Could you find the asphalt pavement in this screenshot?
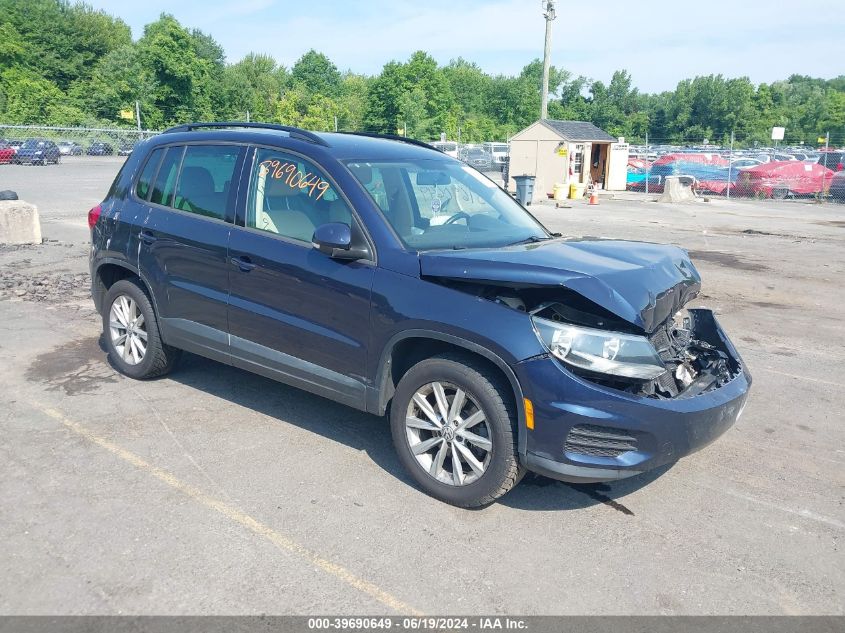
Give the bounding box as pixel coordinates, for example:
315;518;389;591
0;157;842;615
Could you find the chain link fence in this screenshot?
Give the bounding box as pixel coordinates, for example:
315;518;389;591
3;124;843;203
625;138;845;203
0;125;160;159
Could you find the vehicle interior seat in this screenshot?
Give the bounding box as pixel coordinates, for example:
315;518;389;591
349;163;412;236
256;172;316;242
176;166;224;218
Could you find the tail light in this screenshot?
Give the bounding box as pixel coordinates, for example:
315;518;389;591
88;204;102;229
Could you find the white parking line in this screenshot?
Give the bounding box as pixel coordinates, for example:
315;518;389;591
38;404;425;616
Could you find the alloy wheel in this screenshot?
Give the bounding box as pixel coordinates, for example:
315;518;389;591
109;294;148;365
404;381;493;486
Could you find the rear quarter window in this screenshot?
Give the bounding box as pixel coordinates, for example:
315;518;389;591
135;148;164;200
150;146;184;207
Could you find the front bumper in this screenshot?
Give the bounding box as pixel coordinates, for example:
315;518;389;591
517;309;751;483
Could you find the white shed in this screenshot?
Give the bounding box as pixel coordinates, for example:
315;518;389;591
507;120;627;197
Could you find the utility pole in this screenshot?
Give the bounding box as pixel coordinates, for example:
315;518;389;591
540;0;557;120
134;100;142;134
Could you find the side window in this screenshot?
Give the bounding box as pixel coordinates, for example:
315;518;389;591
247;148;352;242
150;146;183;207
173;145;241;220
135;148;163;200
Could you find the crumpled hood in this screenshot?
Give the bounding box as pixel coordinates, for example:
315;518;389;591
419;238;701;333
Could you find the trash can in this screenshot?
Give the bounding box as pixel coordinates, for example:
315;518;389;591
569;183;586;199
553;183;567;201
513;175;536;206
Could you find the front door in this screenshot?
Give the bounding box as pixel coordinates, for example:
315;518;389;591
137;143;245;361
227;147;375;408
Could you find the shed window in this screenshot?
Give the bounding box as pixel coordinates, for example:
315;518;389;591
573;144;585;175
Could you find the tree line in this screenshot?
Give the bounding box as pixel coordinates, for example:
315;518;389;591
1;0;843;145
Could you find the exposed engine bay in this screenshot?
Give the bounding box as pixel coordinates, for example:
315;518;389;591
435;280;740;400
531;302;738;399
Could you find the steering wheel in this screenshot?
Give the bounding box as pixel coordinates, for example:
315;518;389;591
443;211;470;225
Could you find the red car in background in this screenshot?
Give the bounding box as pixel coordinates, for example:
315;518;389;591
734;161;835;198
0;142;15;164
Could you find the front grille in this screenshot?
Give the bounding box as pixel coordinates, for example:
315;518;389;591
564;424;638;458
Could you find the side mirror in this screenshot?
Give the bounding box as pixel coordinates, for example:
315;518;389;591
312;222;369;261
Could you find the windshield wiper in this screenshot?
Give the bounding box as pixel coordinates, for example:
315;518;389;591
507;235;552;246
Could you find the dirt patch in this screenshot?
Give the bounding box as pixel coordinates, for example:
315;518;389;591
0;263;90;303
741;229;777;236
25;336;118;396
749;301;791;310
687;250;768;272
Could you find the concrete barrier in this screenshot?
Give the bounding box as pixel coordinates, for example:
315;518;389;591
659;175;696;203
0;200;42;245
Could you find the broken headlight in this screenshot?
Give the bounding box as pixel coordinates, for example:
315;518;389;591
532;317;667;380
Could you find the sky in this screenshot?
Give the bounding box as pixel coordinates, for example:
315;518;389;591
87;0;845;93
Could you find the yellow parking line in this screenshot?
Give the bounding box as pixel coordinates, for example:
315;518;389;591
39;405;424;616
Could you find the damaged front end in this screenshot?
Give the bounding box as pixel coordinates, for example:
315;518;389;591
531;302;740;399
419;237;744;401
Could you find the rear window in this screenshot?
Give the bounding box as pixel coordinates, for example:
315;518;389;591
135;148;163;200
150;147;184;207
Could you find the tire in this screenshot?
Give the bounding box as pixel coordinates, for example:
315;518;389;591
102;278;180;379
772;187;789;199
390;352;524;507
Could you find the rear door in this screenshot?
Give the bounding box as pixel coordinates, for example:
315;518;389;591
226;146;375;408
137;143;246;361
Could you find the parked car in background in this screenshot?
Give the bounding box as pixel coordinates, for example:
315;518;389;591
461;146;493;170
117;141;137;156
817;151;845;172
13;138;61;165
829;169;845;202
734;161;834;198
87;141;115;156
482;142;509;169
432;141;459;158
58;140;84;156
728;158;763;170
0;142;15;164
87;121;750;507
630;153;732;194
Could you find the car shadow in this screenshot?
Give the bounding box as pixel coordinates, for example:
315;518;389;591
102;341;677;512
164;351;417;488
499;464;675;514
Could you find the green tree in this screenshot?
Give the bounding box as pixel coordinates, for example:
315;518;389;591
291;50;342;97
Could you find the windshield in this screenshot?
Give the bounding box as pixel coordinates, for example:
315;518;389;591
345;158;549;251
22;140;45;149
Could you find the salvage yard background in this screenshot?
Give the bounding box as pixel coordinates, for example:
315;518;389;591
0;156;842;614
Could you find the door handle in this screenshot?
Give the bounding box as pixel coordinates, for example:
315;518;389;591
140;230;157;244
230;255;257;272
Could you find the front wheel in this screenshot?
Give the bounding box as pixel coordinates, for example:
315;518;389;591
390;353;524;507
103;278;180;379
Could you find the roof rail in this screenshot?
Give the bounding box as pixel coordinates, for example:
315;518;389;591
336;131;436;151
161;121;330;147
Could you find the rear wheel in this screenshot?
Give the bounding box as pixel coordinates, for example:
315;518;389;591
772;187;789;199
390;353;524;507
103;278;180;379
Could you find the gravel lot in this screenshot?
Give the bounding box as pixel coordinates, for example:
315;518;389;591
0;156;843;615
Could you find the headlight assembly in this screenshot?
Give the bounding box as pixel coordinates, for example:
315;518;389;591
532;316;667;380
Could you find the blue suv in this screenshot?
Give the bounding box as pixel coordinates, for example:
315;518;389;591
89;122;751;507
